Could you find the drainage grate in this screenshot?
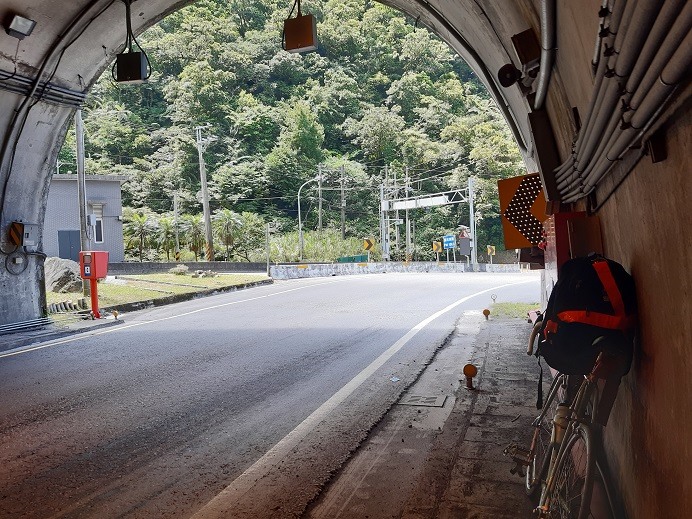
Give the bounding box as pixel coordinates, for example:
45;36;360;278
398;394;447;407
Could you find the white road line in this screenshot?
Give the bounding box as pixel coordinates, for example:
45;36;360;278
190;279;532;518
0;278;346;359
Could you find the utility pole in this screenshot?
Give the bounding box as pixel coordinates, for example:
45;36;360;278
468;176;478;269
340;165;346;239
393;168;399;259
75;109;90;297
379;183;389;261
195;125;215;261
173;192;180;262
265;222;271;276
411;219;416;261
381;164;390;261
405;166;411;261
317;164;323;231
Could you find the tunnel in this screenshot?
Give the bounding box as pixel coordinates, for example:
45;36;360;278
0;0;690;516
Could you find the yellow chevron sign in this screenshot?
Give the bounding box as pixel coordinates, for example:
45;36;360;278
432;241;442;252
8;222;23;246
8;221;38;247
363;238;374;251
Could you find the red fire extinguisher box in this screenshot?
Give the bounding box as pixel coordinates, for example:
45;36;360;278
79;251;109;279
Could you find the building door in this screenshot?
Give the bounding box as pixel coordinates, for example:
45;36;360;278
58;230;80;261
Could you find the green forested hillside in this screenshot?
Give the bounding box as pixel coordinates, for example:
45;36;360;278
59;0;525;262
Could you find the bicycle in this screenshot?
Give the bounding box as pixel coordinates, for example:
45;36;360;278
504;332;626;519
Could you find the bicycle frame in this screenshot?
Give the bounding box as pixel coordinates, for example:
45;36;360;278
537;374;600;518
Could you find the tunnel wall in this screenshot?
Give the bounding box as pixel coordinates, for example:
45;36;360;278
0;95;73;325
598;110;692;518
545;1;692;516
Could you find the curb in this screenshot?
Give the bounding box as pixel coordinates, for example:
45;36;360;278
99;278;274;314
0;318;125;353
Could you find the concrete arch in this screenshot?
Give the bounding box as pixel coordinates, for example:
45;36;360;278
0;2;691;518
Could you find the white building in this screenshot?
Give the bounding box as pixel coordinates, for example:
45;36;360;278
43;174;127;262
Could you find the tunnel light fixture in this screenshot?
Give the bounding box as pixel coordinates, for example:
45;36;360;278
112;0;151;83
282;0;318;53
5;14;36;39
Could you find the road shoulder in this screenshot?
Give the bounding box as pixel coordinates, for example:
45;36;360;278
306;314;539;519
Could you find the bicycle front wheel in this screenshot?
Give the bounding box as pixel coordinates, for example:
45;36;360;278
525;400;556;497
546;423;596;519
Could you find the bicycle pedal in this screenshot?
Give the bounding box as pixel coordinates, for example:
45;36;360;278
510;462;526;477
503;443;531;462
503;444;530;478
502;443;518;456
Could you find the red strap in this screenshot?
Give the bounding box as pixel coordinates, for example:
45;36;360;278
591;260;626;316
543;319;559;337
558;310;635;330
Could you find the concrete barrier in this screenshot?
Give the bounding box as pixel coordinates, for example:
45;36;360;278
270;262;522;279
108;260;523;279
108;261;267;275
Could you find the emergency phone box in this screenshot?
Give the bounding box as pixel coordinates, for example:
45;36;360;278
79;251;109;279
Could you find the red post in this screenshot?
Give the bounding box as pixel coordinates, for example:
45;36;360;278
89;278;100;319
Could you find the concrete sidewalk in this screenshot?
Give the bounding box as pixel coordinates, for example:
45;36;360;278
307;313;539;519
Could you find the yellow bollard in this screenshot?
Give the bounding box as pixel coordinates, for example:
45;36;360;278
463;363;478;390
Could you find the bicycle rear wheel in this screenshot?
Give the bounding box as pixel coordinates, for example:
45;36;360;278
547;423;596;519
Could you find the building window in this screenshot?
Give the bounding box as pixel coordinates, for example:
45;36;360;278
91;204;104;243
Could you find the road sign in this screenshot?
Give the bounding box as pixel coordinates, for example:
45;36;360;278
498;173;547;248
432;241;442;252
443;234;456;250
487;245;496;256
363;238;374;251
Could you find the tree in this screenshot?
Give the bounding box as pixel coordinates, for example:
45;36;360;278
60;0;526;264
123;208;159;262
229;91;280;156
399;29;456;77
233;212;266;261
213;208;242;260
264;101;325;210
343;106;406;165
181;214;205;261
157;216;177;261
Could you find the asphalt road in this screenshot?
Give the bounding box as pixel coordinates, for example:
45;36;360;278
0;272;539;518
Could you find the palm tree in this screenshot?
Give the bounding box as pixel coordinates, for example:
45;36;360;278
212;208;242;261
123;209;158;262
157;216;177;261
181;214;205;261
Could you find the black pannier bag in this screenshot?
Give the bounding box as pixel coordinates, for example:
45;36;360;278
537;254;637;376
